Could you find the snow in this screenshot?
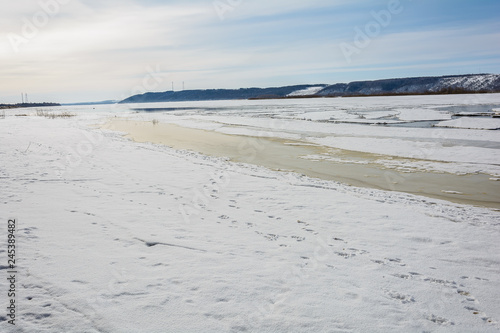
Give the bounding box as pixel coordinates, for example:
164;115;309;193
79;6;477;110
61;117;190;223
435;117;500;130
293;110;359;121
286;86;326;97
395;108;452;121
1;94;500;332
437;74;500;91
310;136;500;165
360;110;399;119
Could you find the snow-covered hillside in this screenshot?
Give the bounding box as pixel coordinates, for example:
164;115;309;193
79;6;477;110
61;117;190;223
435;74;500;92
286;86;327;97
317;74;500;96
119;75;500;103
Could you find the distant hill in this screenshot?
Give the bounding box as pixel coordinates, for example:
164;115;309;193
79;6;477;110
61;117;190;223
63;100;117;106
119;85;327;103
119;74;500;104
317;74;500;97
0;102;61;109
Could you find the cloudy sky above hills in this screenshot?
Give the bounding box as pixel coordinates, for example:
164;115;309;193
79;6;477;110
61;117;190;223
1;0;499;103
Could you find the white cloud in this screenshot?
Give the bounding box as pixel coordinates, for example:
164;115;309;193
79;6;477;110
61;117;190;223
0;0;499;103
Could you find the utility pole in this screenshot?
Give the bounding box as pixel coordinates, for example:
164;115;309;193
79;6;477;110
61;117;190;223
21;93;24;104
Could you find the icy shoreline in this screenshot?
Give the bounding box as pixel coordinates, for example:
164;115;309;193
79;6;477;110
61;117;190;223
1;96;500;332
119;94;500;178
103;118;500;208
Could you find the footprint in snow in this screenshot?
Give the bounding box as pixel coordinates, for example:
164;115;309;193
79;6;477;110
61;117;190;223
384;290;416;304
371;257;406;267
427;314;454;326
335;248;368;259
291;235;305;242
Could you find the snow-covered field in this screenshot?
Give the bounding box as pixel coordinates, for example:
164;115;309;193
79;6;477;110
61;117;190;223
1;94;500;332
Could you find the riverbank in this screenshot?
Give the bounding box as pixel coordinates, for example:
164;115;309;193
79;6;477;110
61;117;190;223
103;118;500;208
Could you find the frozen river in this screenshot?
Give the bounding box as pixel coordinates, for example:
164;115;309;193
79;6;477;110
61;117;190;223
1;93;499;332
104;93;500;207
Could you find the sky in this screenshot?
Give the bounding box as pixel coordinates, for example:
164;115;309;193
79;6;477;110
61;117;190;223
1;0;499;103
